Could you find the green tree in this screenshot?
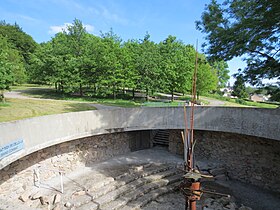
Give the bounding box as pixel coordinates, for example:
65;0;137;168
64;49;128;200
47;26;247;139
196;0;280;86
232;74;248;99
196;55;218;99
212;60;230;88
98;29;123;99
0;35;25;101
265;84;280;102
0;21;37;79
136;33;161;100
122;40;140;99
64;19;89;95
159;35;193;101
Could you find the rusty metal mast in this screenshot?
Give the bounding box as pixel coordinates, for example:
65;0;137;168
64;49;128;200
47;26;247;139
181;40;199;210
181;41;230;210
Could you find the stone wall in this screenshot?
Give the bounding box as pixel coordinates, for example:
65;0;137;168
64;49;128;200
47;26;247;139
0;132;140;200
169;130;184;155
168;129;280;193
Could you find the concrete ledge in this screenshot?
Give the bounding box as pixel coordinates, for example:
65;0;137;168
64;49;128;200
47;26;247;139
0;107;279;169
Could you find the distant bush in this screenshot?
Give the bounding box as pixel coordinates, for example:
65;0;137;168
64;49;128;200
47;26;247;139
235;98;247;105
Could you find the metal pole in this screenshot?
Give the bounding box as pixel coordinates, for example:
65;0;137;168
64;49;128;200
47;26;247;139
184;39;199;210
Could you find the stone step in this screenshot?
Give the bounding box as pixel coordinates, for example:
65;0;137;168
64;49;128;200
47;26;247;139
94;168;180;208
77;201;99;210
100;173;182;210
153;141;169;146
121;181;180;210
153;130;169;146
86;164;174;201
155;132;169;137
153;139;169;144
153;137;169;141
75;164;176;208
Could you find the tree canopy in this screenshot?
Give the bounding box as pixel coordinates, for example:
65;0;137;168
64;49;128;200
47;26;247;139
232;74;249;99
2;19;224;101
0;34;25;101
0;21;37;66
196;0;280;86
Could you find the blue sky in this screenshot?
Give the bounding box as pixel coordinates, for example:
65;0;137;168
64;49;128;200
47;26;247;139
0;0;246;84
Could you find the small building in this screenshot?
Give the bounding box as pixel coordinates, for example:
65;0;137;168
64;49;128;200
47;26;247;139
250;93;270;102
220;87;233;97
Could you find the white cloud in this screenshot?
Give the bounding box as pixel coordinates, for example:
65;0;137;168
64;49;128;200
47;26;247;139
48;23;94;34
84;24;94;32
49;23;71;34
100;6;128;25
18;15;38;22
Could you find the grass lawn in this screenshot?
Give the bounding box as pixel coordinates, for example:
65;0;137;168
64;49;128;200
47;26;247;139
2;85;277;123
94;99;141;107
0;98;96;123
203;94;278;108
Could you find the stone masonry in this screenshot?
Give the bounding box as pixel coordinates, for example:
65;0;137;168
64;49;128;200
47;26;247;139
0;132;134;200
169;129;280;193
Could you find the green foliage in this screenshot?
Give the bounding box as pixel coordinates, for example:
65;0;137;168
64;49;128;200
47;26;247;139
135;33;161;99
21;19;221;100
196;0;280;86
245;86;256;96
265;85;280;102
159;36;194;101
232;75;249;99
0;35;26;100
196;55;218;98
211;60;230;88
0;20;37;80
235;98;246;105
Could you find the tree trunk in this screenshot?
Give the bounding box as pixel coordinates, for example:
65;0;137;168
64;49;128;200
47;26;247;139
60;81;64;93
94;83;97;94
113;85;116;100
79;83;83;96
146;88;149;101
0;90;5;103
132;89;135;100
171;90;174;102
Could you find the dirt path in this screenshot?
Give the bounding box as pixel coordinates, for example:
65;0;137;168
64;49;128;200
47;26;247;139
4;89;117;110
200;96;226;106
157;92;226;106
4;90;37;99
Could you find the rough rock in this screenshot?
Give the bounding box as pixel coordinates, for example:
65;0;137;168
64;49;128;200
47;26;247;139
30;191;41;200
215;174;228;181
52;203;62;210
39;196;50;205
18;191;30;202
53;194;62;204
239;205;253;210
64;202;72;208
209;168;227;176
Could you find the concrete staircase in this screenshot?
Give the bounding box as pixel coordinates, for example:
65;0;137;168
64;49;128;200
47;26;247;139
73;164;183;210
152;130;170;147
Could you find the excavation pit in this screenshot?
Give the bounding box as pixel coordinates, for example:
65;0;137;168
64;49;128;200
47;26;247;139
1;148;280;210
1;107;280;209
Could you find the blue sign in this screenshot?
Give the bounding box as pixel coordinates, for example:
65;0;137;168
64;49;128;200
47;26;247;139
0;139;24;160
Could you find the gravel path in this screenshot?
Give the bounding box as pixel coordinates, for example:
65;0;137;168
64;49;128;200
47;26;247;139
200;96;226;106
4;90;118;110
4;90;36;99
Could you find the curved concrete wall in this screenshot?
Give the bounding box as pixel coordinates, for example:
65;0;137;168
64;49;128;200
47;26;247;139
1;107;279;169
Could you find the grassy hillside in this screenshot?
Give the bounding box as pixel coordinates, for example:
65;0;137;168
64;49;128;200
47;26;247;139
0;98;96;122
